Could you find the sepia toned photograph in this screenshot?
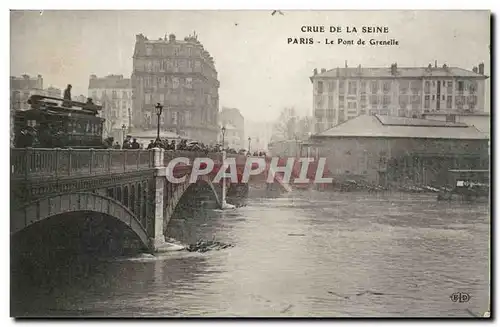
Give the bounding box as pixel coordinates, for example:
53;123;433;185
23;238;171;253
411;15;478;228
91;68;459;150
9;9;491;318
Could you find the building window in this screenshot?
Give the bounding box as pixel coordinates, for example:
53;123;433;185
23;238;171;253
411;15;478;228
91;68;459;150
348;81;357;95
424;81;431;94
360;81;367;94
315;109;325;120
316;95;324;109
370;80;379;93
468;95;477;109
339;80;345;94
469;81;478;94
145;93;151;105
317;81;324;94
447;96;452;109
171;111;178;124
370;95;378;106
383;81;391;93
411;81;422;94
172;77;179;89
432;95;435;101
457;81;464;92
447;81;453;93
399;95;408;108
455;95;465;109
186;77;193;88
347;101;357;110
173;47;180;56
326;108;335;120
399;80;409;94
328;81;336;92
382;95;390;108
328;96;333;108
360;95;367;108
338;95;345;109
424;95;430;109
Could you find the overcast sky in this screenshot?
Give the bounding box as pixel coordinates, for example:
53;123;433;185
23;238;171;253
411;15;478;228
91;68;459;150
10;10;490;122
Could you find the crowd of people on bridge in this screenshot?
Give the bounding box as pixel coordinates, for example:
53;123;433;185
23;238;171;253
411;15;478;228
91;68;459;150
103;135;269;156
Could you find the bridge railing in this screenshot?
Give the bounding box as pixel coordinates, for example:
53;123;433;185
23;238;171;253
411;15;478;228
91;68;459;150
163;150;223;166
11;148;155;179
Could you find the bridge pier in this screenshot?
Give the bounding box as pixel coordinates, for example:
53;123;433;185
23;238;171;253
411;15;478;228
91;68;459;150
148;148;170;253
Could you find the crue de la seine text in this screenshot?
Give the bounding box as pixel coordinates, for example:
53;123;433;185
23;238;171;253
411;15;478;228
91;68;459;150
286;25;399;46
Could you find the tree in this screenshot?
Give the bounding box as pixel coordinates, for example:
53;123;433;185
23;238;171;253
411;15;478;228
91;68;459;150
271;107;312;142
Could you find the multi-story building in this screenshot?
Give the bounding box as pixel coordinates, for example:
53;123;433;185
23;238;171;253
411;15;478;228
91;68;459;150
10;74;44;110
309;114;489;186
88;74;132;139
310;61;489;134
131;33;220;142
220;107;244;148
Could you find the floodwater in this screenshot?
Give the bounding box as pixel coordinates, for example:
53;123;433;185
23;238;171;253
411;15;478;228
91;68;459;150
11;191;490;317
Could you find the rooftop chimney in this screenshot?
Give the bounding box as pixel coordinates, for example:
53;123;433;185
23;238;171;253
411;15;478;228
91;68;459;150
473;66;478;73
345;60;348;68
434;60;437;68
478;62;485;75
313;68;318;75
169;34;176;42
90;74;97;79
442;63;448;70
321;68;326;73
391;63;397;76
22;74;29;79
427;63;432;70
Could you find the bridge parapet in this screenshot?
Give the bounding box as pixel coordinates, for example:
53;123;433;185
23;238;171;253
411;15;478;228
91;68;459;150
11;148;155;180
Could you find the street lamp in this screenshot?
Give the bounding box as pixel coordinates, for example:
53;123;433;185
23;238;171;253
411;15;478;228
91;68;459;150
221;126;226;149
248;137;252;154
121;124;126;143
155;103;163;142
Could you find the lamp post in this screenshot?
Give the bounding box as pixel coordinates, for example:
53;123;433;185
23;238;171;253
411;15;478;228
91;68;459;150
221;126;226;149
220;126;233;209
121;124;126;143
247;137;252;155
155;103;163;142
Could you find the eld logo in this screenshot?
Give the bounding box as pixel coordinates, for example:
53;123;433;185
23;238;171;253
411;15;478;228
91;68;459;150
450;292;471;303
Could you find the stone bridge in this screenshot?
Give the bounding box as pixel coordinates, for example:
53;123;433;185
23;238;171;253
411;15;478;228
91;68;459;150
10;148;291;253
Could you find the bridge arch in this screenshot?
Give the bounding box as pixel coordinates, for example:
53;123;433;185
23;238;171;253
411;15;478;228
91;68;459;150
163;174;222;231
11;192;150;249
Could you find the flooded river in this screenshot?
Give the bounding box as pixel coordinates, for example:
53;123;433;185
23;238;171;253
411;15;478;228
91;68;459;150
11;191;490;317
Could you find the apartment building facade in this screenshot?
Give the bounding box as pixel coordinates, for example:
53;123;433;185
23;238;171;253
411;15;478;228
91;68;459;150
131;33;220;142
10;75;44;110
88;74;132;139
310;62;488;134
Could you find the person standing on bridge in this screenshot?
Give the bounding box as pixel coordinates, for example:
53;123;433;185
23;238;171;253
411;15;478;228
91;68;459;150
63;84;72;107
